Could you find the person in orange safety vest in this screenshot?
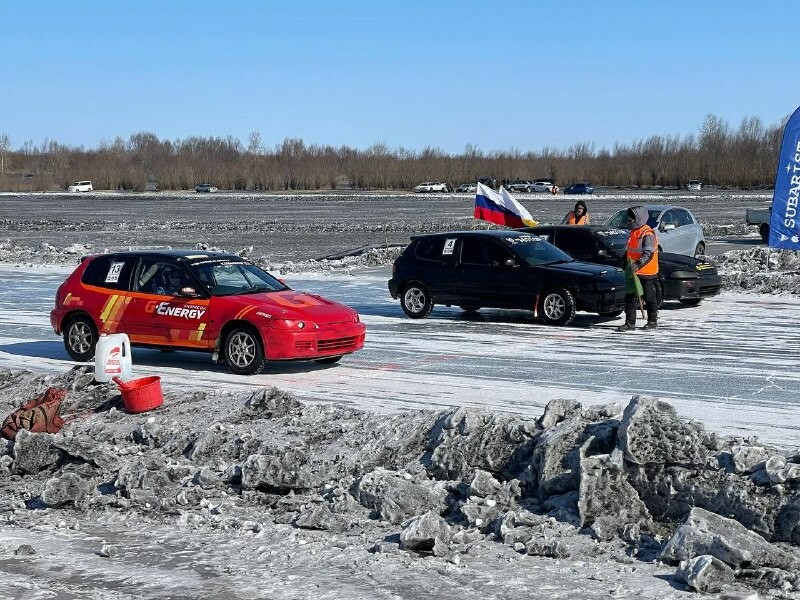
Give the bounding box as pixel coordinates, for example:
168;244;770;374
617;206;660;331
562;200;589;225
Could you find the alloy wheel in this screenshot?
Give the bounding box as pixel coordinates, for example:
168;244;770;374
227;331;257;369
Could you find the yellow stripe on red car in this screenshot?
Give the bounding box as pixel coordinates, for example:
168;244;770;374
235;305;256;319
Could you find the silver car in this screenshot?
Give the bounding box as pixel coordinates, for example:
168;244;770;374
414;182;449;193
604;205;705;257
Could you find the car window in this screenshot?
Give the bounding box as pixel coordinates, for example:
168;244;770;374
554;230;596;259
595;228;629;250
414;237;449;261
460;238;512;266
647;210;661;228
499;234;573;265
186;258;287;296
675;209;694;227
81;255;135;291
605;210;627;228
661;210;679;228
132;258;189;294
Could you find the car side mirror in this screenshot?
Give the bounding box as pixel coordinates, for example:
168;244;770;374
597;248;608;257
663;223;676;232
504;258;517;267
177;286;200;298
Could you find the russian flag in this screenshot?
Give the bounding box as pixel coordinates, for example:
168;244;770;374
473;183;538;228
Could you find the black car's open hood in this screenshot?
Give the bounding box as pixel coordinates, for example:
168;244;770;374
540;260;624;279
659;252;702;269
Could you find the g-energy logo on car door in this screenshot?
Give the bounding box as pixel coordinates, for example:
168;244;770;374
145;301;207;320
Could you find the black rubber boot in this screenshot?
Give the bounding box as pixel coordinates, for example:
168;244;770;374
616;322;635;332
642;321;658;330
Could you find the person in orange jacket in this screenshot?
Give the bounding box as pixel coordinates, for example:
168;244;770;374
562;200;589;225
617;206;659;331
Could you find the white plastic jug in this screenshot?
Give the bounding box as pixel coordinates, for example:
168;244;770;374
94;333;133;383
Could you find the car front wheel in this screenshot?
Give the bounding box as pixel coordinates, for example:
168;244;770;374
400;282;433;319
538;287;576;326
63;315;98;361
224;327;266;375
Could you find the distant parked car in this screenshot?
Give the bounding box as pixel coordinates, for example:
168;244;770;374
195;183;219;193
477;176;497;189
455;183;478;193
745;205;772;243
604;204;706;257
506;179;536;193
687;180;702;191
524;225;722;307
564;182;593;195
531;180;555;193
68;180;93;192
414;182;449;193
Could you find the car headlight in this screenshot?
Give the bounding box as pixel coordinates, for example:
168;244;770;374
269;319;318;330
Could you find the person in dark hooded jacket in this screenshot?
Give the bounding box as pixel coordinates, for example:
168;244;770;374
562;200;589;225
617;206;659;331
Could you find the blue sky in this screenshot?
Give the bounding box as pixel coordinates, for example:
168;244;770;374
1;0;797;154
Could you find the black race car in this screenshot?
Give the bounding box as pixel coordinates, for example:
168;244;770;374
524;225;722;307
388;230;625;326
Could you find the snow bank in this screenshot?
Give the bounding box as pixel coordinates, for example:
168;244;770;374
1;368;798;597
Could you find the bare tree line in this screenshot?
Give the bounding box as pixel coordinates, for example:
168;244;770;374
0;114;787;192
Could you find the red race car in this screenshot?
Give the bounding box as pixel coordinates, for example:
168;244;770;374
50;250;366;374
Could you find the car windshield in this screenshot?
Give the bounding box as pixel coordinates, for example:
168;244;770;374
605;209;662;229
594;228;629;249
499;234;573;266
187;258;288;296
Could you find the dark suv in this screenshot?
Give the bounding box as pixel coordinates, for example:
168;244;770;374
564;182;594;195
388;230;625;326
525;225;722;307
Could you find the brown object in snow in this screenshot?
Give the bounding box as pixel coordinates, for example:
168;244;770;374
1;387;66;440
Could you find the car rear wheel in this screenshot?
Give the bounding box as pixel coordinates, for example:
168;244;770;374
224;327;266;375
314;355;343;364
538;287;576;326
694;242;706;257
63;315;98;362
401;282;433;319
679;298;702;306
